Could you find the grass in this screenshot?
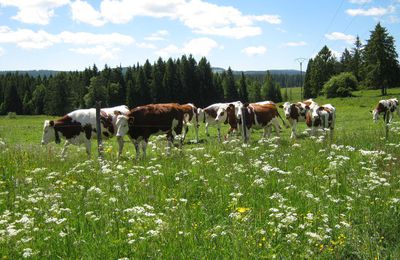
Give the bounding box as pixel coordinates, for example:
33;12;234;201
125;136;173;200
1;88;400;258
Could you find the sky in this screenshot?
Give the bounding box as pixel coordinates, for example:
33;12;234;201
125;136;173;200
0;0;399;72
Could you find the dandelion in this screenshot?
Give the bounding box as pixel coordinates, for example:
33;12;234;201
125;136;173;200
237;207;250;213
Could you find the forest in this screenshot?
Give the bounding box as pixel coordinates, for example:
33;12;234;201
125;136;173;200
0;23;399;116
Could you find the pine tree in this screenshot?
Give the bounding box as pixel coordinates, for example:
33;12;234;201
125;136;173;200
223;67;239;101
32;84;46;114
84;76;109;108
238;72;249;103
303;59;314;98
363;23;399;95
351;36;363;82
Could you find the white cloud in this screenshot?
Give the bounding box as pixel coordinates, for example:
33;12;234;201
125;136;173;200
70;0;105;26
284;41;307;47
325;32;355;44
0;0;70;25
69;45;121;60
348;0;372;4
0;26;134;62
346;6;395;16
241;46;266;56
145;30;169;41
0;26;59;49
155;37;218;58
136;42;157;49
70;0;281;39
59;31;134;46
182;37;218;56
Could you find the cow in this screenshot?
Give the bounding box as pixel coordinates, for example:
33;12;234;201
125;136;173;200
180;103;200;143
214;101;243;139
279;100;314;139
229;103;287;141
115;103;184;159
41;105;129;158
372;98;400;123
307;103;336;138
198;101;242;141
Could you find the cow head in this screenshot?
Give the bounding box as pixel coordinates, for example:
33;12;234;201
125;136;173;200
215;105;228;124
280;102;292;119
372;101;386;123
115;115;133;137
41;120;58;145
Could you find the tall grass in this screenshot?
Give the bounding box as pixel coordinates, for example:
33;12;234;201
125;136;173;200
1;88;400;258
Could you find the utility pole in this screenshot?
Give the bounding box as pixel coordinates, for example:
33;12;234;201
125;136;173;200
295;58;306;99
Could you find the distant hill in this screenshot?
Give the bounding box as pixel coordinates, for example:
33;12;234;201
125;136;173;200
211;67;301;76
0;70;61;77
0;68;301;78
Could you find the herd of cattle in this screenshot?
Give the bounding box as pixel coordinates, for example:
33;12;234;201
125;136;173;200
41;97;399;159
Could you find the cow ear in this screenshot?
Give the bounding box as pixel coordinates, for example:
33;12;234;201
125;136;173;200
228;104;235;108
114;110;122;115
244;103;250;107
49;120;54;126
305;106;310;110
318;106;325;111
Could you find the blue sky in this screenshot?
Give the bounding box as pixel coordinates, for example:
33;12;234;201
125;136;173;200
0;0;399;71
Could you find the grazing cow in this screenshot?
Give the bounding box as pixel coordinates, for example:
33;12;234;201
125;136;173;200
230;103;287;141
180;103;200;143
372;98;400;123
280;101;313;138
198;101;242;141
307;103;336;137
115;103;184;159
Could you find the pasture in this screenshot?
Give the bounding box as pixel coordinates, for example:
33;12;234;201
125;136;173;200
1;88;400;258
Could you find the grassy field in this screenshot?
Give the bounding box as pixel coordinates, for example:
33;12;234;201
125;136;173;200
1;88;400;258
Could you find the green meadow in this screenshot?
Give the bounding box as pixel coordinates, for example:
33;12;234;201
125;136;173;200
1;88;400;258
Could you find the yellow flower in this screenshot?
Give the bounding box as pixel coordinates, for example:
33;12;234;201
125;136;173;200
237;207;250;213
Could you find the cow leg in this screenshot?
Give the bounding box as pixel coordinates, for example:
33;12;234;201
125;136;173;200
272;118;280;138
142;139;148;159
117;136;124;158
194;124;199;143
165;134;174;156
133;139;141;159
290;120;297;139
205;123;210;137
217;125;222;142
84;139;91;159
61;141;70;158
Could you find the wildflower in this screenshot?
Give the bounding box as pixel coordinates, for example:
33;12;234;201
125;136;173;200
237;207;250;214
22;248;33;258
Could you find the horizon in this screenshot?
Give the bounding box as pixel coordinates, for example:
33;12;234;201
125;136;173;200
0;0;399;71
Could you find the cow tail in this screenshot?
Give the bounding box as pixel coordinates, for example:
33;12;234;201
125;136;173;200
277;110;289;128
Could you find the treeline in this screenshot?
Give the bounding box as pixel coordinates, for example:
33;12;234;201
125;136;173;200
304;23;400;98
0;56;288;116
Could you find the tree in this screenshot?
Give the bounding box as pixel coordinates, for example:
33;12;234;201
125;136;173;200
44;73;69;115
2;81;22;114
261;71;282;102
238;72;249;103
340;48;352;73
223;67;238;101
84;76;109;108
350;36;363;82
31;84;46;114
322;72;357;98
247;80;262;102
303;58;314;99
305;46;336;97
363;23;399;95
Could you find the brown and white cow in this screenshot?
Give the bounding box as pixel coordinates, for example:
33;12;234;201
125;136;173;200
372;98;399;123
308;103;336;138
198;101;242;141
230;103;287;141
115;103;184;159
41;105;129;158
280;100;314;138
179;103;200;143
